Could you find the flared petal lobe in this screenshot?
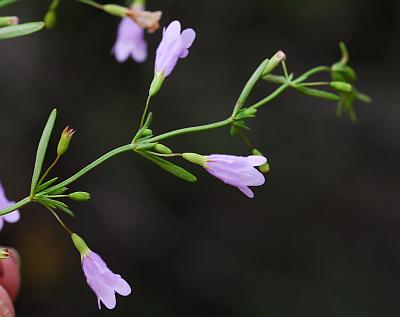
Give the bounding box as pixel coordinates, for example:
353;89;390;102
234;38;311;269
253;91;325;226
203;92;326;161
82;251;131;309
206;155;267;198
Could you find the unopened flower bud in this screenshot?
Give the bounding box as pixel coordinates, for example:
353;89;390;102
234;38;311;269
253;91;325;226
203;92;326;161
44;0;59;29
182;153;207;167
262;50;286;76
149;72;165;97
251;149;270;173
69;192;91;201
330;81;352;93
127;8;162;33
71;233;90;257
0;248;10;260
44;11;57;29
243;108;257;117
154;144;172;154
57;126;75;156
0;16;19;27
142;129;153;137
331;64;357;83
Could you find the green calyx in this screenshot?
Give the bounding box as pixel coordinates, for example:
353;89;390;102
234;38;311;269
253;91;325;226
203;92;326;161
133;0;146;6
182;153;208;167
149;72;165;97
102;4;130;17
71;233;90;258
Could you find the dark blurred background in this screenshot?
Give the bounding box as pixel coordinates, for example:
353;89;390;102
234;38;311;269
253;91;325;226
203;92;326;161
0;0;400;316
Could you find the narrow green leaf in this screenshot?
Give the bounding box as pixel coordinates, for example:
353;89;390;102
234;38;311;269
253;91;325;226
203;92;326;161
295;86;340;101
139;152;197;182
36;177;59;192
37;197;75;217
45;186;68;196
30;109;57;195
0;0;18;8
55;204;75;217
0;22;44;40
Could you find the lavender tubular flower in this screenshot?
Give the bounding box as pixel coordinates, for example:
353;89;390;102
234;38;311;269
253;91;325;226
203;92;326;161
155;20;196;77
183;154;267;198
72;234;131;309
0;182;20;231
148;20;196;96
112;5;147;63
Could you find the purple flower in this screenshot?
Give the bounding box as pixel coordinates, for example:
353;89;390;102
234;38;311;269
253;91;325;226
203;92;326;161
112;5;147;63
82;251;131;309
0;182;20;231
71;234;131;310
183;153;267;198
206;155;267;198
155;20;196;77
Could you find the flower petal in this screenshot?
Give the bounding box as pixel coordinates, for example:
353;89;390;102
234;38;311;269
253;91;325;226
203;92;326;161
247;155;267;166
238;186;254;198
106;273;131;296
3;210;20;224
180;28;196;50
112;17;147;63
82;251;131;310
164;20;181;41
155;21;195;76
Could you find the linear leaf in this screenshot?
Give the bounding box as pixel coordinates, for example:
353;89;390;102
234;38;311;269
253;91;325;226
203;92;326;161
0;22;44;40
30;109;57;195
139;152;197;182
36;177;59;192
0;0;18;8
295;86;340;101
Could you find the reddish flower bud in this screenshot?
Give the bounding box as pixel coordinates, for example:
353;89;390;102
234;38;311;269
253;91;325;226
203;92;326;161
57;126;75;156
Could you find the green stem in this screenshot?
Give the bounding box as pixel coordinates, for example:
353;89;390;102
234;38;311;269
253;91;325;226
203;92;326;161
249;82;291;110
77;0;103;9
37;155;60;189
0;197;31;216
133;0;146;6
282;61;290;79
45;144;134;193
293;66;331;83
145;151;182;158
147;118;233;143
238;130;253;149
139;95;151;128
46;206;73;235
301;82;329;87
